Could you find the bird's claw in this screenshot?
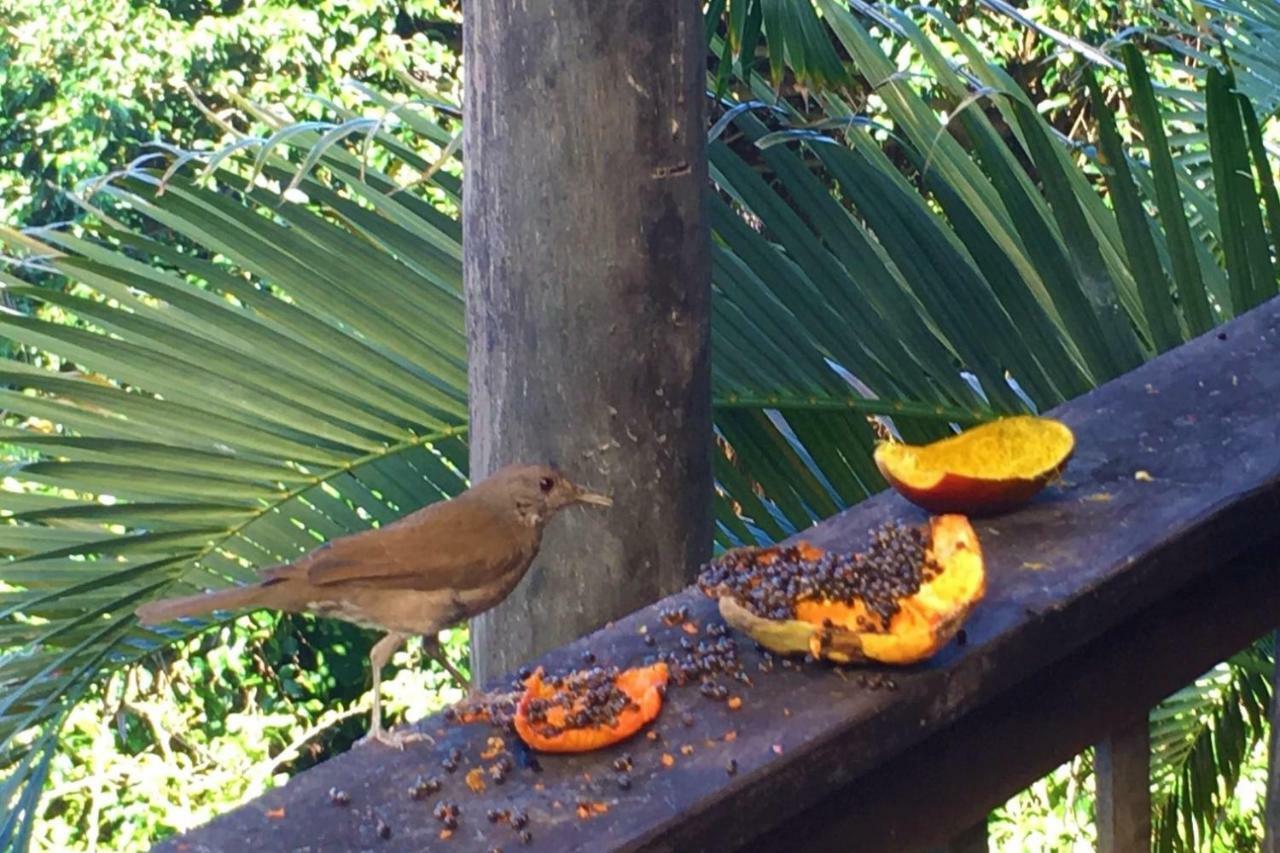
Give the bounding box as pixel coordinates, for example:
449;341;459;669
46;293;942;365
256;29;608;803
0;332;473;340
358;728;433;750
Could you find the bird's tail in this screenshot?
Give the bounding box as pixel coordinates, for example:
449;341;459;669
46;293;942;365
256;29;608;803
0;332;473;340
135;584;266;625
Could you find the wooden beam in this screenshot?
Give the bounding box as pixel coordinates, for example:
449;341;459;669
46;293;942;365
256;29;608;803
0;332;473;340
149;542;1280;853
927;820;988;853
1096;717;1152;853
155;300;1280;853
1265;630;1280;853
463;0;712;682
748;541;1279;853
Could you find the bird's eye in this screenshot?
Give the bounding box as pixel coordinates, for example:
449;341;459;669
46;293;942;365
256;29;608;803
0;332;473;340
539;477;555;493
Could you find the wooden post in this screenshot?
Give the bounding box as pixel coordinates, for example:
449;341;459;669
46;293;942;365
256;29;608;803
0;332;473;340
1265;632;1280;853
1096;716;1152;853
463;0;712;683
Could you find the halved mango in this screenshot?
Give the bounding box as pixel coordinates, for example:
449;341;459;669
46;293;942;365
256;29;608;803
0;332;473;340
715;515;984;665
874;416;1074;515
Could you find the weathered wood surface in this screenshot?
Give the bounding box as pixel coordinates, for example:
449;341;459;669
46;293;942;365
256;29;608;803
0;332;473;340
1097;717;1152;853
464;0;712;682
927;820;988;853
156;301;1280;853
751;537;1280;851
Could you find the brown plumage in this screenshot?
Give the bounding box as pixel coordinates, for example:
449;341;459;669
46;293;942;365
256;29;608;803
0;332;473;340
135;463;611;747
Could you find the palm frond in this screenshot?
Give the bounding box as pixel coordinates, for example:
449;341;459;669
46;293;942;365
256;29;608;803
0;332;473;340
3;3;1279;846
0;98;471;846
713;0;849;91
1150;639;1273;851
703;2;1274;541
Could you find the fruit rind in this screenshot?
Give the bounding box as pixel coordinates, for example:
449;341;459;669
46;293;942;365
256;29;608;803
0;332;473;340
716;515;984;665
875;416;1074;515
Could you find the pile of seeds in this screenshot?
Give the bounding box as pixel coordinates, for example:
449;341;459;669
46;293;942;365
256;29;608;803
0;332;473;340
658;605;691;625
408;775;444;800
432;800;461;830
649;620;745;688
522;666;640;736
445;692;520;733
484;808;533;845
698;521;941;629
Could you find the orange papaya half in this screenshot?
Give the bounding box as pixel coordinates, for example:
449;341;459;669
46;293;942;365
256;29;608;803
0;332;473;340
874;416;1074;515
513;662;669;753
716;515;984;665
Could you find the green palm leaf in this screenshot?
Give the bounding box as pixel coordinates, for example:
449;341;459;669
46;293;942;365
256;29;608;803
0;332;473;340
1150;642;1273;850
0;99;472;843
3;4;1279;847
716;0;848;90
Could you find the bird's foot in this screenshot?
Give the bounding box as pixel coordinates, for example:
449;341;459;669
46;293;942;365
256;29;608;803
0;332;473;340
358;727;433;750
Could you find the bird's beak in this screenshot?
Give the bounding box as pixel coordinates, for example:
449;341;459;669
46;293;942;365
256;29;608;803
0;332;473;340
573;485;613;507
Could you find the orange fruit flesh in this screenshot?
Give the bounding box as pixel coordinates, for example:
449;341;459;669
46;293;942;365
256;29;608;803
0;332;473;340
876;416;1073;488
719;515;984;665
514;663;669;753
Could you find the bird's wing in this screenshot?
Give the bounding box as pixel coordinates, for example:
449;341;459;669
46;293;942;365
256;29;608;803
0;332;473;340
283;497;537;592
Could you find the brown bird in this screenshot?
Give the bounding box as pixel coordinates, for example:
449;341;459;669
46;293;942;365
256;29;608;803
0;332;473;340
135;464;612;747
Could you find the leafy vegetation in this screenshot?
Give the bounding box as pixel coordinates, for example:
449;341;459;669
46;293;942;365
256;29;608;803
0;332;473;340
705;1;1276;538
0;89;469;844
2;3;465;847
705;6;1277;847
1;0;1278;850
0;0;460;228
32;620;465;850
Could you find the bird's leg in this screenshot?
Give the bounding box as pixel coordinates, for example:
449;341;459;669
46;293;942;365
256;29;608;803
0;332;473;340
422;633;473;696
358;631;431;748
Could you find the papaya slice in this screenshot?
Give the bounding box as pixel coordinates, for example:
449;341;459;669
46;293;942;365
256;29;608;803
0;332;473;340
513;663;668;753
874;416;1074;515
702;515;983;665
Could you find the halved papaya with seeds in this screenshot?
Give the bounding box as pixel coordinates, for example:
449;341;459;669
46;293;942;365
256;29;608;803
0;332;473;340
513;663;669;753
704;516;983;665
874;416;1074;515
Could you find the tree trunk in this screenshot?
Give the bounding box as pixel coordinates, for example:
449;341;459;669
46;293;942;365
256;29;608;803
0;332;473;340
464;0;712;685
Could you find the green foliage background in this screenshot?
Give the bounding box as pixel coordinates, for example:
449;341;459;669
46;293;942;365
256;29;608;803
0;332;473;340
1;0;1277;850
2;2;464;849
0;0;460;228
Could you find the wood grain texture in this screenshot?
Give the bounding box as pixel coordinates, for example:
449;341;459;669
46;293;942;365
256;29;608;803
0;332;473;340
749;538;1280;852
463;0;713;683
1097;717;1153;853
155;300;1280;853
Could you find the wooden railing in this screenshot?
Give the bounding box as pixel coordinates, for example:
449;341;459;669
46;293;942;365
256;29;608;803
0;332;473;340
155;299;1280;852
